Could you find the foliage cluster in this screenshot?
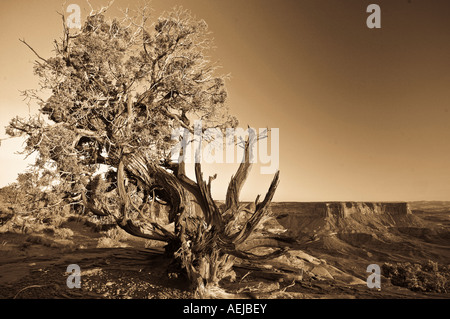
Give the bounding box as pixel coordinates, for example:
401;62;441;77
382;260;449;293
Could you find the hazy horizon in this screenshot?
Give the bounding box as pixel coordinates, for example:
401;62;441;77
1;0;450;202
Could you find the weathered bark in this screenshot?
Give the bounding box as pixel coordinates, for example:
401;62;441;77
82;138;282;298
224;138;254;212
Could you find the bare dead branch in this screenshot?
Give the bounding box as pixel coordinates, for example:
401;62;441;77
229;247;288;261
194;163;221;227
81;190;110;217
225;137;254;210
226;171;280;246
19;39;48;63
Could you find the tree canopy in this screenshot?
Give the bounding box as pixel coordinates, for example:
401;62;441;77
10;6;235;180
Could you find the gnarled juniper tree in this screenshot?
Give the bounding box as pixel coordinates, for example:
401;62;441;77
6;4;282;297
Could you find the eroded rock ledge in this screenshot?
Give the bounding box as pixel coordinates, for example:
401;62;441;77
272;201;411;219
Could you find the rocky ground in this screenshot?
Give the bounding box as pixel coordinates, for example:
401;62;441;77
0;230;445;299
0;200;449;299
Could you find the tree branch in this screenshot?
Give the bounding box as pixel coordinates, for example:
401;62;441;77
225;137;254;211
81;190;111;217
231;171;280;246
19;39;48;63
228;247;288;261
194;163;221;227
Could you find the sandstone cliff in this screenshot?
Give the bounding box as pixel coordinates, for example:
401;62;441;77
273;201;410;218
271;201;423;239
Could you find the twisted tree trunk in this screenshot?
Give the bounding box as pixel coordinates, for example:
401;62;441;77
83;140;282;298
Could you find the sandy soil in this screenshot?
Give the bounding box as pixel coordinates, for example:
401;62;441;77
0;202;449;299
0;230;443;299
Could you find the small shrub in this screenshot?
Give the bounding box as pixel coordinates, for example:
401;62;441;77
96;237;128;248
104;228;127;241
54;228;74;239
25;235;54;247
382;260;449;293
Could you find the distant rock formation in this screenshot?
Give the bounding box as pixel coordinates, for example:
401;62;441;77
273;201;411;219
271;201;422;239
239;202;450;289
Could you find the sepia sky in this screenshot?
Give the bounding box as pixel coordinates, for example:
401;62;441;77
1;0;450;201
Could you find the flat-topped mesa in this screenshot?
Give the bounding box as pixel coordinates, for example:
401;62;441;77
273;202;411;218
271;202;421;239
325;202;411;218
